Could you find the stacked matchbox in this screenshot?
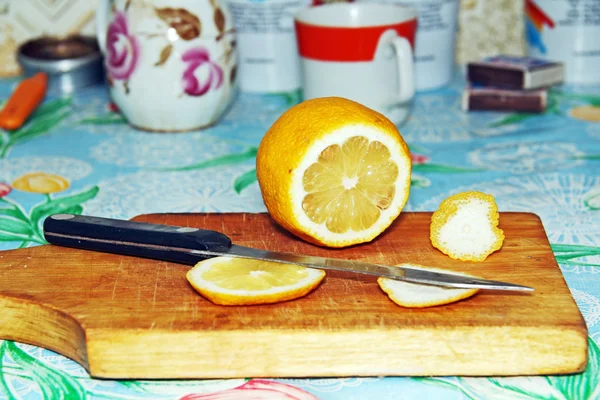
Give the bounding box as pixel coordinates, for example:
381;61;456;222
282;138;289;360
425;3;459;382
462;55;565;113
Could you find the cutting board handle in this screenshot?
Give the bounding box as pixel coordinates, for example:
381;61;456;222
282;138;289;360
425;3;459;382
42;214;232;265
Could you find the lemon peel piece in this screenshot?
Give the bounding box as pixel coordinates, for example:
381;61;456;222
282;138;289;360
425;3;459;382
378;264;479;308
430;191;504;262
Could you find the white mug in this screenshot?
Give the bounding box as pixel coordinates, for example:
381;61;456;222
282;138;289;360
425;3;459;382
294;3;417;125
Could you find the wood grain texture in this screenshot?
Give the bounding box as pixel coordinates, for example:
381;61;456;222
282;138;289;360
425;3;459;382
0;212;588;379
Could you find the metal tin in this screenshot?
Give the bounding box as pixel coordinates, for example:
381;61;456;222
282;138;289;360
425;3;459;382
17;35;104;94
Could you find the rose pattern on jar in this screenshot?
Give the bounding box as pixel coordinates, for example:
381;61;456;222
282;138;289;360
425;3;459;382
106;11;140;83
182;47;224;96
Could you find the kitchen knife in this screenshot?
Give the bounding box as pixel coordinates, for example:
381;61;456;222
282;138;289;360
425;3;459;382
43;214;534;292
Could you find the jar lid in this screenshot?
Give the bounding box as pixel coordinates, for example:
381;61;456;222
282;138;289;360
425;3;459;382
17;35;105;94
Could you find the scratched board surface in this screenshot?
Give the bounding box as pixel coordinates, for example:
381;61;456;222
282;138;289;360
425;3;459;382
0;212;587;380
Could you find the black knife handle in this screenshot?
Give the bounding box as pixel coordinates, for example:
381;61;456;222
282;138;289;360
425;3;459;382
43;214;232;266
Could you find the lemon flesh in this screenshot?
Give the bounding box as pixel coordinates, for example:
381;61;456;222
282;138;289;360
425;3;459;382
201;259;313;290
302;136;399;234
187;257;326;306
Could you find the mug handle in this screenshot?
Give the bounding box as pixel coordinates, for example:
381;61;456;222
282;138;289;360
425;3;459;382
390;36;415;104
95;0;110;53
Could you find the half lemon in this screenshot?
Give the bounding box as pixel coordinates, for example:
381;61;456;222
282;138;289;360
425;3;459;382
256;97;412;248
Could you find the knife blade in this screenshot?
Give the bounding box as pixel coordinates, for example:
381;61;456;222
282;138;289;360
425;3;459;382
42;214;534;292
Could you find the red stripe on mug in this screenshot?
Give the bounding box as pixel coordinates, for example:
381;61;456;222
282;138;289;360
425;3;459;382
295;19;417;62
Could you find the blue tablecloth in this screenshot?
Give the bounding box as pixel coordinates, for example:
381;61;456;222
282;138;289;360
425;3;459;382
1;74;599;399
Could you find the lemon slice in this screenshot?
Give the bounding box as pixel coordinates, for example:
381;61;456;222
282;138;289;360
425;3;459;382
256;97;412;248
186;257;326;306
378;264;480;308
430;191;505;262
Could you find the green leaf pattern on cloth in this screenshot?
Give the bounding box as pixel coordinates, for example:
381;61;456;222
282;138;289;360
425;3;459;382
0;97;72;158
0;342;86;399
0;186;99;246
233;168;257;194
419;338;600;400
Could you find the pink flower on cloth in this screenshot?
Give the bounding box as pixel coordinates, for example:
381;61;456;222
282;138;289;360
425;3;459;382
107;102;120;113
0;182;11;198
182;47;224;96
179;379;319;400
411;153;430;165
106;11;140;80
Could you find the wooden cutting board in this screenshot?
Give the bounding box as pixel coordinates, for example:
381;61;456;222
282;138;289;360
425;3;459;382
0;212;588;379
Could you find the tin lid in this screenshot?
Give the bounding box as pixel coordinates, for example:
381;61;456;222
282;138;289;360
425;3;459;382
17;35;105;94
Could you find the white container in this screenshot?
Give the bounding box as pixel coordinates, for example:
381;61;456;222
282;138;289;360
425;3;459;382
226;0;310;93
96;0;238;132
526;0;600;84
356;0;459;92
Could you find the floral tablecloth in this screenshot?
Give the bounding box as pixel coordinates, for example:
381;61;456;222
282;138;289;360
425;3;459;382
0;73;599;400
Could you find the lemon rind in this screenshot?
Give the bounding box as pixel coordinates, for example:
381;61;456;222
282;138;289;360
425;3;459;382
378;264;480;308
430;191;505;262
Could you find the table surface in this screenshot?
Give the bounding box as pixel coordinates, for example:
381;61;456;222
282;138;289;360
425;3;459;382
0;74;599;400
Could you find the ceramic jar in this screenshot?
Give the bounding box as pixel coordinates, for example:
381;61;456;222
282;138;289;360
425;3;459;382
96;0;238;132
